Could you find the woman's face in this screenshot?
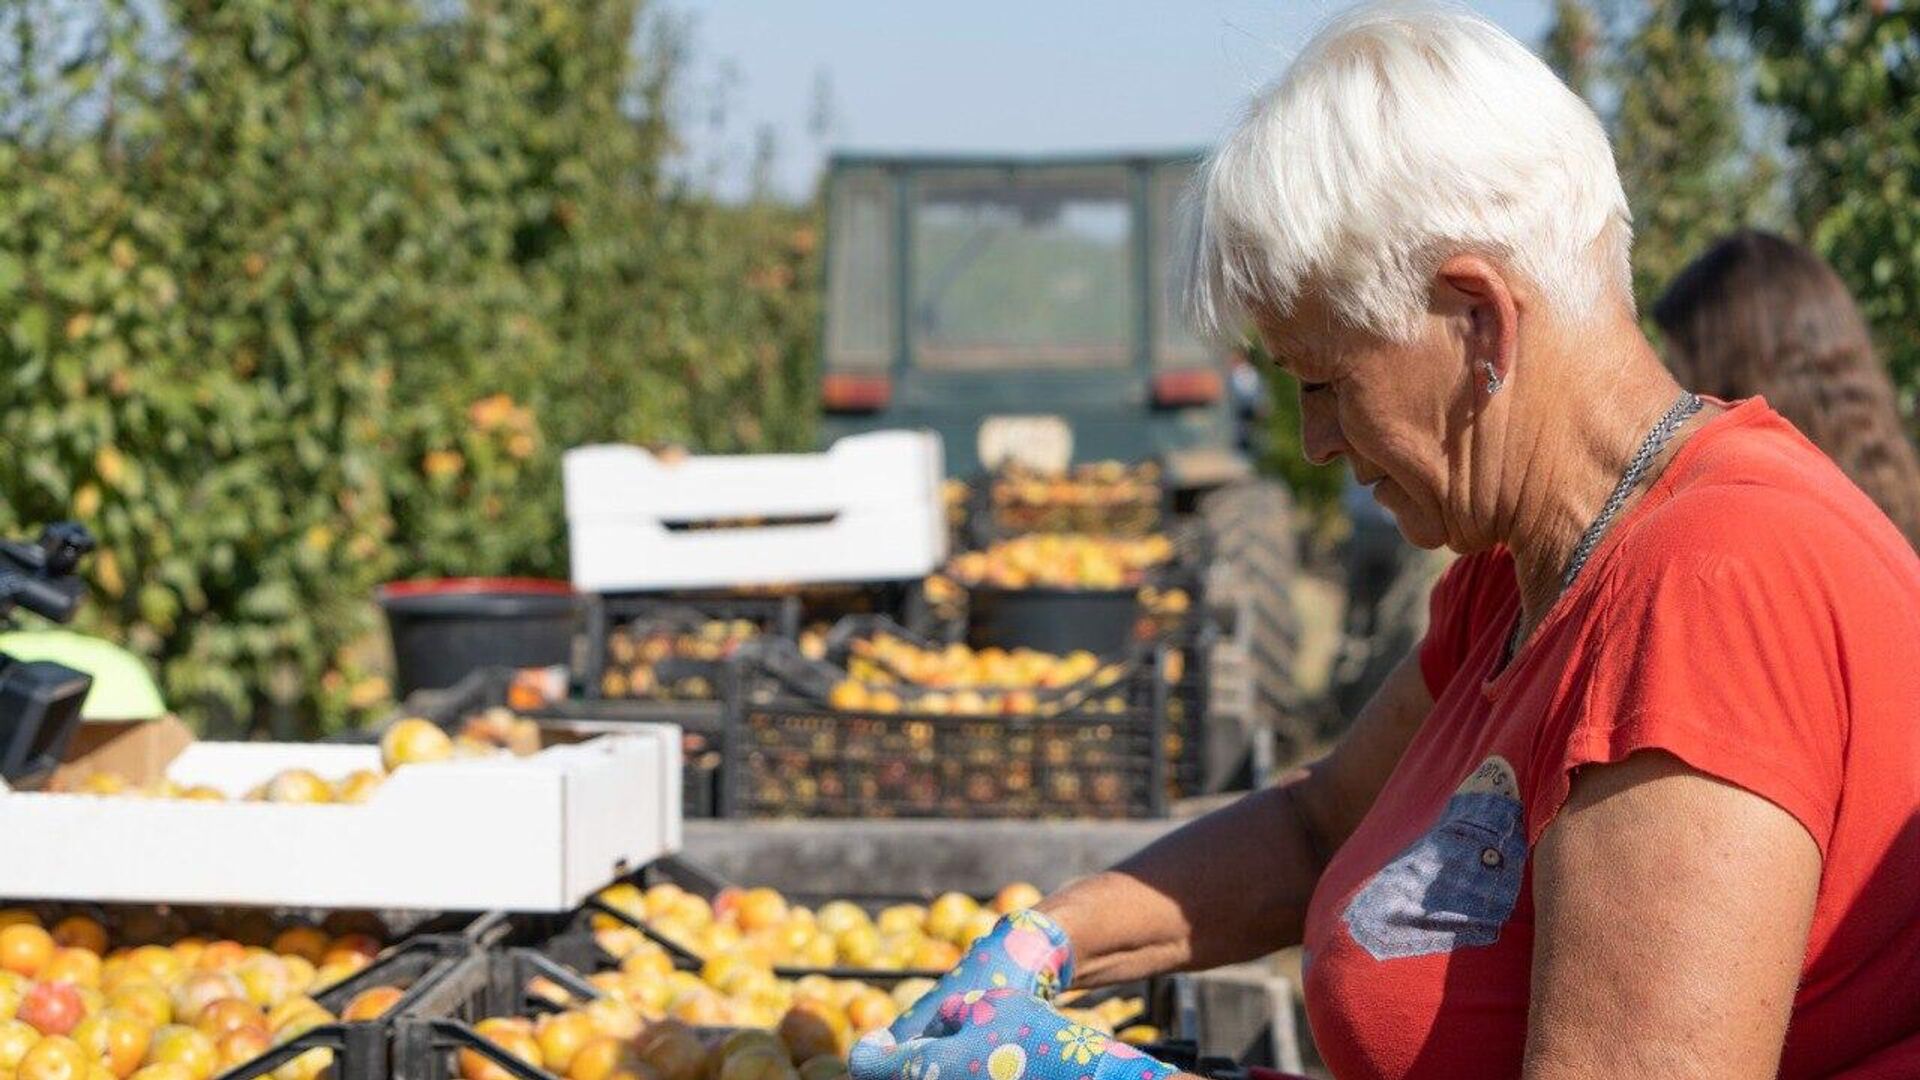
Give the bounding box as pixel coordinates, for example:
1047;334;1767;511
1258;294;1478;550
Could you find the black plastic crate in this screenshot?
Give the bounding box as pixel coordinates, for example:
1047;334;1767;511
933;520;1205;661
423;942;1178;1080
946;568;1211;804
213;935;482;1080
1163;629;1210;800
805;616;1143;717
723;652;1172;820
389;948;605;1080
1126;550;1213;802
922;565;1210;802
965;585;1142;656
465;858;956;983
965;463;1171;545
395;945;821;1080
582;594;802;703
401;668;723;820
466;856;1163;991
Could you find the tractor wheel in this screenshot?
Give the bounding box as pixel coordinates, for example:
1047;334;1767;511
1198;479;1311;785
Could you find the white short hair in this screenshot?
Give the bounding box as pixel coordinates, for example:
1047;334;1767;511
1188;0;1633;342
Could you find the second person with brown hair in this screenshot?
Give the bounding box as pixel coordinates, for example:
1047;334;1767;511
1654;229;1920;548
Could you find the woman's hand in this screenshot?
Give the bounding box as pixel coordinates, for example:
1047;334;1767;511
1037;652;1437;989
889;911;1075;1042
854;990;1174;1080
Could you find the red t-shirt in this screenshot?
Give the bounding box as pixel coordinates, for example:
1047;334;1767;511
1301;399;1920;1078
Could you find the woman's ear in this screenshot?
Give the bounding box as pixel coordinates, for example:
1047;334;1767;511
1438;255;1520;393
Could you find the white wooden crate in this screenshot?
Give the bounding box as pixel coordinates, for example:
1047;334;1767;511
0;718;680;911
563;430;947;591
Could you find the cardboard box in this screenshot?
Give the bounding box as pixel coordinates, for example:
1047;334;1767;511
0;718;680;911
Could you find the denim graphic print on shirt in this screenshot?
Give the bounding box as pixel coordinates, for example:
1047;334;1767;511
1343;755;1528;961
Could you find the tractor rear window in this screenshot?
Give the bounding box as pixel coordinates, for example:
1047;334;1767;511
826;168;898;373
910;168;1133;370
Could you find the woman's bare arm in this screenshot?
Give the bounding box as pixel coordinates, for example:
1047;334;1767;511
1039;649;1435;986
1524;750;1820;1079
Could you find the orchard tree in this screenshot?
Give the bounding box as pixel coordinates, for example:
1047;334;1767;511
1541;0;1776;312
1611;0;1778;308
1680;0;1920;388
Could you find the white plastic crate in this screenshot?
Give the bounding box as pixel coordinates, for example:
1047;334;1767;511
0;718;680;911
563;430;946;591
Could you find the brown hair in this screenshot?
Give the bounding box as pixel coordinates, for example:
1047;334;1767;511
1654;230;1920;548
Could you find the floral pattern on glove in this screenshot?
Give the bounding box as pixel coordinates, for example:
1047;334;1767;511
889;910;1077;1044
853;990;1174;1080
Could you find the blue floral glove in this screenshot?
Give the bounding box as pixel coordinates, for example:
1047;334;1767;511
854;989;1175;1080
890;911;1076;1042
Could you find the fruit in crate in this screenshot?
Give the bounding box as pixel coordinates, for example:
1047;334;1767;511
601;618;763;700
19;983;82;1036
1137;585;1190;618
59;711;544;804
330;770;385;804
946;534;1174;590
338;985;403;1021
458;708;543;756
457;1017;544;1080
583;883;1137;1032
797;625;830;661
454;1009;849;1080
822;649;1131;718
532;1010;597;1074
0;1020;40;1068
17;1035;89;1080
987;462;1163;536
461;951;1151;1080
2;926;56;978
214;1027;269;1072
380;717;455;769
258;770;333;804
992;461;1160;508
563;1034;643;1080
0;910;394;1080
637;1022;708;1080
847;635;1120;693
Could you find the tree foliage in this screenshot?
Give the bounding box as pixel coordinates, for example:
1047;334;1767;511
1611;0;1780;307
0;0;818;735
1545;0;1779;311
1679;0;1920;388
1544;0;1605;100
1547;0;1917;386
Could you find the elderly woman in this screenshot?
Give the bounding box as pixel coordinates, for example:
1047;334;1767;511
850;4;1920;1079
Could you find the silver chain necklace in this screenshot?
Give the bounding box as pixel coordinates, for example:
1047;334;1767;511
1503;391;1704;665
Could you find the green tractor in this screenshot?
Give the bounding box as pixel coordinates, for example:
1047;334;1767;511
816;151;1308;784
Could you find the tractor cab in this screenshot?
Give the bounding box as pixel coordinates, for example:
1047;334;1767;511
818;152;1245;486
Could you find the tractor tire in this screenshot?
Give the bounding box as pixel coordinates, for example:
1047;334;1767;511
1198;479;1311;785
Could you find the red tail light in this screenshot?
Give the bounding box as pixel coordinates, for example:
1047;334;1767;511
822;373;892;413
1151;369;1223;408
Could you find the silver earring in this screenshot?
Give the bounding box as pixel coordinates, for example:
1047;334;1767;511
1482;361;1504;396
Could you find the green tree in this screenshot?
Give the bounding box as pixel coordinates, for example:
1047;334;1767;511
0;0;822;735
1681;0;1920;388
1611;0;1777;309
1544;0;1604;100
1542;0;1777;312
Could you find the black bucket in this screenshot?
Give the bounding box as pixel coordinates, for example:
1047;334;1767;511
378;578;578;698
965;586;1141;656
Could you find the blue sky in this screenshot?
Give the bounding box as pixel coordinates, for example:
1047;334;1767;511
662;1;1555;201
